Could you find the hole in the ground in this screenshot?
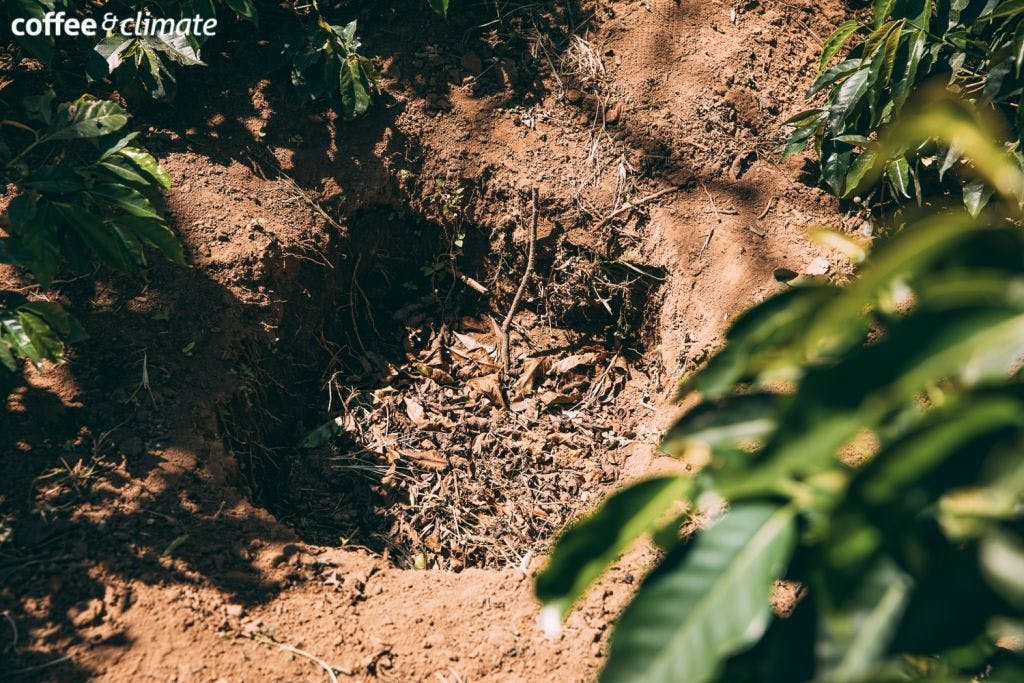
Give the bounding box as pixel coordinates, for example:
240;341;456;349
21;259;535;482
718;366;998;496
219;204;665;570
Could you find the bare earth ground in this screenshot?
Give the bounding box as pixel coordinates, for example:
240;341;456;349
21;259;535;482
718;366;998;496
1;1;853;680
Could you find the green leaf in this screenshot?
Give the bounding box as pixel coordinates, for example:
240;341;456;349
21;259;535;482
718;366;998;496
816;558;913;681
804;210;985;360
979;530;1024;609
536;477;692;619
148;33;205;67
988;0;1024;19
809;60;862;97
49;97;128;140
885;157;911;198
428;0;449;17
1014;22;1024;77
17;301;85;344
878;20;903;87
827;68;872;133
118;216;185;265
963;180;994;218
6;0;55;62
722;307;1024;501
679;285;836;399
113;147;172;190
819;21;863;76
54;204;135;272
338;55;375;120
660;394;783;460
89;184;161;219
843;148;880;197
601;503;797;683
858;392;1024;507
872;0;896;26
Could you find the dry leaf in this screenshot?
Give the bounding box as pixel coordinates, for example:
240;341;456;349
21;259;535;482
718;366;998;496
412;363;456;385
514;356;549;394
453;331;493;354
404;398;427;428
397;448;448;471
549;352;600;375
540;391;583;407
465;372;508;410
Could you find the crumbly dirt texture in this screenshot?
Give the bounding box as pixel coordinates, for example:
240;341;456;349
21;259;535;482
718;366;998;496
2;1;852;680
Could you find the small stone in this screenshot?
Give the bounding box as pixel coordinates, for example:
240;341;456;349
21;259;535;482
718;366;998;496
225;604;245;618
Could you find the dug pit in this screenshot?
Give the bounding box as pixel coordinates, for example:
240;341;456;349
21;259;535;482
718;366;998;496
218;202;667;570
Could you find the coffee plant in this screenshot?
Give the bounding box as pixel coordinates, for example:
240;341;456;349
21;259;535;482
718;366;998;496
1;89;180;394
538;89;1024;682
785;0;1024;213
4;1;454;111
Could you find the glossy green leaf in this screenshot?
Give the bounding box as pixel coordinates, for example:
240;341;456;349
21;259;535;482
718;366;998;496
885;157;911;198
49;97;129;140
601;504;797;683
679;285;835;400
872;0;896;26
989;0;1024;19
118;216;185;265
114;147;172;190
963;180;994;218
536;476;692;619
819;21;863;76
90;184;161;219
54;204;134;272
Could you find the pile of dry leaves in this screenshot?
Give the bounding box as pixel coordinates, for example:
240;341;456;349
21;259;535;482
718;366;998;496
308;316;643;570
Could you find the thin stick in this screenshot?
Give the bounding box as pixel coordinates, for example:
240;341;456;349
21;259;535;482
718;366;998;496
593;184;683;232
698;180;720;256
450;266;489;294
12;653;74;674
249;633;347;682
501;188;539;378
275;642;343;682
3;609;18;651
757;196;778;221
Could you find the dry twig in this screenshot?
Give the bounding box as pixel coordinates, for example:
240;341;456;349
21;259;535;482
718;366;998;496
501;188;539;379
698;180;720;256
250;634;348;682
593;184;683;232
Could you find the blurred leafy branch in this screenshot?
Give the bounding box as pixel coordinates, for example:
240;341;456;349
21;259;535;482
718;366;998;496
538;88;1024;682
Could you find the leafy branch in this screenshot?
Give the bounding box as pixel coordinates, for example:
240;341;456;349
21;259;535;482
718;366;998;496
1;91;181;394
538;88;1024;683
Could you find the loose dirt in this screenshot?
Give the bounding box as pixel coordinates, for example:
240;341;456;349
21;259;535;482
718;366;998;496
2;1;852;680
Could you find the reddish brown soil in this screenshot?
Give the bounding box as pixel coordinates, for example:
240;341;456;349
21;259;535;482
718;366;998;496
2;1;851;680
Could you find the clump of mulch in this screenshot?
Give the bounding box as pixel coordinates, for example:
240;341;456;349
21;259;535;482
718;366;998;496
312;317;643;570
